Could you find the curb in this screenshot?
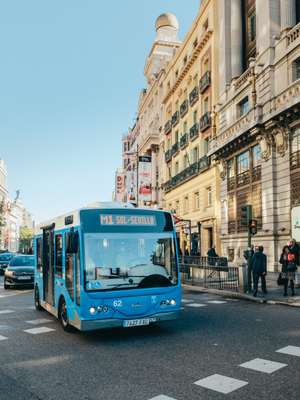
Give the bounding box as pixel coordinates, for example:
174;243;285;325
182;284;300;307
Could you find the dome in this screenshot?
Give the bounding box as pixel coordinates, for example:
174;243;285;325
155;13;179;31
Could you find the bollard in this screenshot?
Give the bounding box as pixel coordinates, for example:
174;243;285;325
238;263;248;293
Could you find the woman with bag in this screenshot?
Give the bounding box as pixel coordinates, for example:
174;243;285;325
279;246;297;296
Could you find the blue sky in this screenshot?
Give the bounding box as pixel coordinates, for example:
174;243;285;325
0;0;199;222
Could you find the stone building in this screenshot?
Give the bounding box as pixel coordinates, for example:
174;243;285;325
162;0;221;255
209;0;300;269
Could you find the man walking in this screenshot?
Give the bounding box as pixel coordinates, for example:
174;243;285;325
252;246;267;297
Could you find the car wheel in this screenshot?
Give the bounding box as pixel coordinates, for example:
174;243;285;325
59;298;74;332
34;286;43;311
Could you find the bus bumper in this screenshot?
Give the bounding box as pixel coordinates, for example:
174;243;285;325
78;311;179;331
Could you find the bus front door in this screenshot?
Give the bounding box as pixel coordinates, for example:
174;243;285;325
42;227;55;306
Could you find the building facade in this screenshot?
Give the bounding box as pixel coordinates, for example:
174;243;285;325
209;0;300;269
162;0;221;256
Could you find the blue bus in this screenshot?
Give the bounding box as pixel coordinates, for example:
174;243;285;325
34;203;181;332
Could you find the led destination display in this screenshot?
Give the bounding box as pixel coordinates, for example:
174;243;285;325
100;214;157;226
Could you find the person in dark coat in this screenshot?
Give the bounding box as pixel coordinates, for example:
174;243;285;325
244;245;254;292
207;246;218;266
280;245;297;297
252;245;267;297
288;239;300;266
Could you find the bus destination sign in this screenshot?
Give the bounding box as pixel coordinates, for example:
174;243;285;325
100;214;156;226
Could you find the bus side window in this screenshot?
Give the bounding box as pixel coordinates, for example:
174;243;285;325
65;232;74;301
36;238;42;271
55;234;63;278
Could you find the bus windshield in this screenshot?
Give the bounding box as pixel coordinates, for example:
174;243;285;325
84;232;178;291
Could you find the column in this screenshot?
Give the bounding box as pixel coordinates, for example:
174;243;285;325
280;0;296;31
219;0;232;94
256;0;280;55
231;0;243;79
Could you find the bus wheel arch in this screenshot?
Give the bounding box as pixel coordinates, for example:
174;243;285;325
58;296;74;332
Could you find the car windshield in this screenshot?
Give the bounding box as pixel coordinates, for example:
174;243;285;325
84;232;178;291
9;256;35;267
0;254;13;261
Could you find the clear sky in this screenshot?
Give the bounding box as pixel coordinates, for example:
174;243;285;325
0;0;199;223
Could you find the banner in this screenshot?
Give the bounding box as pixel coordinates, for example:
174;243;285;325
138;156;152;203
115;171;125;202
126;168;137;203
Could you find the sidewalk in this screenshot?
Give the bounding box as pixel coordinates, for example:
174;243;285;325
183;272;300;308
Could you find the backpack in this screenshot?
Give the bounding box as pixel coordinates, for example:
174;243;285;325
287;253;295;262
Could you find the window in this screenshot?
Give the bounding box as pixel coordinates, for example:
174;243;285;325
252;145;262;167
293;57;300;82
249;13;256;42
193;110;198;124
238;97;249;117
36;238;42;271
296;0;300;23
55;234;63;277
242;0;256;69
207;187;212;207
237;151;250;174
292;127;300;153
194;192;200;210
184;196;189;213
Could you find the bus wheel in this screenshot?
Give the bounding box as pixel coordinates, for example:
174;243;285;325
34;286;43;311
59;298;73;332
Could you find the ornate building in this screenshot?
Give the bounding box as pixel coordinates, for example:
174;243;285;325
209;0;300;269
162;0;221;255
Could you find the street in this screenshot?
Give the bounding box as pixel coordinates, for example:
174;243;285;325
0;276;299;400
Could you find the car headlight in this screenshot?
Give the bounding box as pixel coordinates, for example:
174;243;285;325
89;306;97;315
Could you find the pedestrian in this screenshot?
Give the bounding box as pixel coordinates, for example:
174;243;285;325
207;246;218;266
279;245;297;297
244;245;254;292
252;245;267;297
288;239;300;265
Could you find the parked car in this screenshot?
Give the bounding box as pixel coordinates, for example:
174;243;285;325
0;252;14;275
4;255;35;289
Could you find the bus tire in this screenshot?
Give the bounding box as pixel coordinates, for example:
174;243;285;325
59;297;73;332
34;286;43;311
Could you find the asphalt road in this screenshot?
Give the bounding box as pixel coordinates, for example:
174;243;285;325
0;275;299;400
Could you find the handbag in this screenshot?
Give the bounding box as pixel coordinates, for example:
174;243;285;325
277;273;286;286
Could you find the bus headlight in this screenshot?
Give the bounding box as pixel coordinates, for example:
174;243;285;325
160;299;176;306
170;299;176;306
89;306;97;315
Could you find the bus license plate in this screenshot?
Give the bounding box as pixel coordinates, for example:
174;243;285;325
123;318;151;328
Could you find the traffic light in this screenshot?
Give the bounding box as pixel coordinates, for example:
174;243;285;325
240;205;252;227
249;219;258;235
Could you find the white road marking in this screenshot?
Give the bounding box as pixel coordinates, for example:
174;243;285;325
194;374;248;394
149;396;177;400
240;358;287;374
186;303;207;308
276;346;300;357
182;299;194;303
24;327;55;335
0;309;15;314
0;335;8;341
207;300;227;304
25;319;53;325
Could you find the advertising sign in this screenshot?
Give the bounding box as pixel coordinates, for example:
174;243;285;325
138;156;152;203
115;172;125;202
292;206;300;242
126;168;137;203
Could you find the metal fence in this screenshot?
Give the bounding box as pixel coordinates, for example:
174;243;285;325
179;256;239;291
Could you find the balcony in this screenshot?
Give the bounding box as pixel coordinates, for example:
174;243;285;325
164;120;172;135
180;99;189;118
171;142;179;156
190;123;199;141
198;155;210;172
165;149;172;163
199;71;211;94
199;112;211;132
189;87;199;106
287;22;300;47
180;133;188;149
171;111;179;127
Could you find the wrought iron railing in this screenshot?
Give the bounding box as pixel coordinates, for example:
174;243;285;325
171;142;179;156
180;133;188;148
189;86;199;106
199;112;211;132
199;71;211;93
180;99;189;118
190;123;199;141
236;170;250;186
171;111;179;127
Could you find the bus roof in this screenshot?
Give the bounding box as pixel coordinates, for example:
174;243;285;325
35;202;167;235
